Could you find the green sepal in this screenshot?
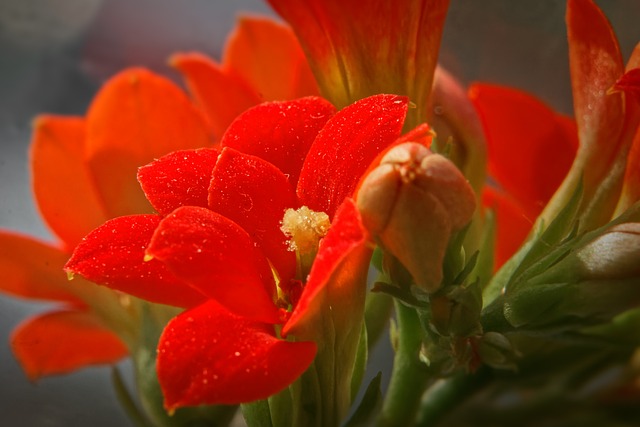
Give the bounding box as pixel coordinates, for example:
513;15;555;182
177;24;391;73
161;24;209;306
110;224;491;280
241;400;274;427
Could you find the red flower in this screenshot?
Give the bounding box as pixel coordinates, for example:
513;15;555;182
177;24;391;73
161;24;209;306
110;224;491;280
65;94;413;409
0;16;318;380
267;0;450;128
470;0;640;267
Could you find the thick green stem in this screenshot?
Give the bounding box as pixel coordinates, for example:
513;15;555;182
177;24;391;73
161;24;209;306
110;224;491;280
377;301;431;426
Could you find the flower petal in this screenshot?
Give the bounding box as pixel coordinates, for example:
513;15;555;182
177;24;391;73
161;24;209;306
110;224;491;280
468;84;577;217
482;187;533;269
297;94;408;217
209;148;297;284
283;199;369;341
157;300;316;409
11;309;127;380
171;52;261;139
65;214;205;308
223;16;319;102
0;232;83;304
220;97;336;185
567;0;625;156
267;0;449;126
147;206;279;323
30;116;110;249
138;148;220;216
85;68;212;218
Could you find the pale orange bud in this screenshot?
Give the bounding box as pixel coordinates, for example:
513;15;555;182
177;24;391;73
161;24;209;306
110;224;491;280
357;142;476;292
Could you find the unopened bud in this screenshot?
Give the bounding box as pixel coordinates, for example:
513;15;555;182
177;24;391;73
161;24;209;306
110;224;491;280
357;142;476;292
577;222;640;280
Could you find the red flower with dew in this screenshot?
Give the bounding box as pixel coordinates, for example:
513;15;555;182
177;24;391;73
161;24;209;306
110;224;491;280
0;16;317;380
65;94;427;408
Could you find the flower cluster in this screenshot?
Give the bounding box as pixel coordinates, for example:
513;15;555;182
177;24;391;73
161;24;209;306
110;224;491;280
1;0;640;426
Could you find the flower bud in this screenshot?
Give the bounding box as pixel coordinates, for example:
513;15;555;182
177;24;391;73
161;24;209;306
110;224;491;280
576;222;640;280
357;142;476;292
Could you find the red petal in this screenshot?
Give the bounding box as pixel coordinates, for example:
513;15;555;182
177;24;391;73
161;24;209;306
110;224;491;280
567;0;625;166
297;94;408;217
171;53;261;139
85;68;212;218
11;309;127;380
613;68;640;101
65;214;205;308
220;97;336;185
283;199;369;340
468;84;577;217
147;206;279;323
482;187;533;269
138;148;220;216
30;116;110;248
158;300;316;408
618;127;640;210
223;16;319;102
209;148;297;284
0;232;83;304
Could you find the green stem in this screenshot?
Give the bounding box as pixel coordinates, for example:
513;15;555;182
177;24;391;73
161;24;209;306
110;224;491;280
416;368;492;426
365;291;393;350
377;301;431;426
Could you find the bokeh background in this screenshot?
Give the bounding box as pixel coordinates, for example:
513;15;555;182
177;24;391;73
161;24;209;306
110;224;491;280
0;0;638;425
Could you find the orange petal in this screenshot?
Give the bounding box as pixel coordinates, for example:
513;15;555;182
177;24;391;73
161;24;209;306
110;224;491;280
223;16;319;102
85;68;213;218
0;231;83;304
468;83;577;217
171;52;262;139
30;115;109;249
11;309;127;380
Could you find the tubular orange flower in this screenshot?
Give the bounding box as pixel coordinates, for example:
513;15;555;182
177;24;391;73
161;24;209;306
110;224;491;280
266;0;450;128
65;94;411;412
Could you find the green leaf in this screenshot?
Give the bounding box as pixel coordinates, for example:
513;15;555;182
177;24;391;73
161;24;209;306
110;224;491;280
343;373;383;427
350;324;369;402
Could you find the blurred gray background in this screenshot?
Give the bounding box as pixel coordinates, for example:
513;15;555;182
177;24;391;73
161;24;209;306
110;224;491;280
0;0;638;426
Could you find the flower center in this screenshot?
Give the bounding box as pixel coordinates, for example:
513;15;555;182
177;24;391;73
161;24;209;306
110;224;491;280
280;206;331;281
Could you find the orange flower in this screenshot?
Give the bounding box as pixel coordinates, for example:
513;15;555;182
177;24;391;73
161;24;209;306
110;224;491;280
0;16;317;380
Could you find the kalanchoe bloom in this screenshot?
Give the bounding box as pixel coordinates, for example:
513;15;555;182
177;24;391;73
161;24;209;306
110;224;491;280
0;16;320;382
267;0;450;128
65;94;412;416
357;142;476;292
